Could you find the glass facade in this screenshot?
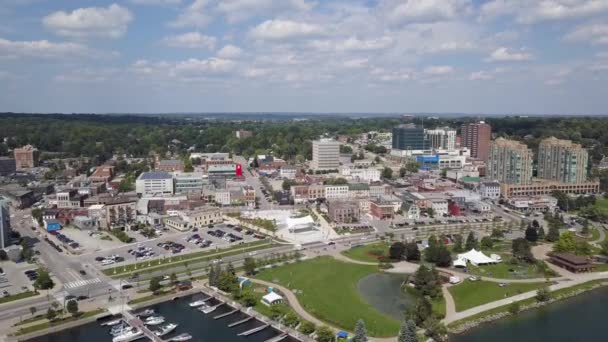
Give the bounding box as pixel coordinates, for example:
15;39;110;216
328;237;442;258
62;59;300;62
392;126;429;150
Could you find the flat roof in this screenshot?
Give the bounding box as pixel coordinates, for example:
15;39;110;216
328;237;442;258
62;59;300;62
138;171;172;180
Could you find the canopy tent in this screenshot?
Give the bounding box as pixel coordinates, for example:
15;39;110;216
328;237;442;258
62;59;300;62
261;292;283;306
456;249;501;266
285;215;315;233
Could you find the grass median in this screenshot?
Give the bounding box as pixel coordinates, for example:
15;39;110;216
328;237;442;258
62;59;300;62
14;309;105;336
0;291;37;304
341;242;390;263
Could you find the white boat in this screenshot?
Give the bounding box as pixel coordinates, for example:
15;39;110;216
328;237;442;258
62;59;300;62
199;305;217;314
110;322;130;336
136;309;155;317
170;333;193;341
154;323;178;337
145;316;165;326
102;318;123;327
112;328;144;342
189;299;207;307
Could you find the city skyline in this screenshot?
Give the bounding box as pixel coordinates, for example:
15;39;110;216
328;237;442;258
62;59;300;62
1;0;608;114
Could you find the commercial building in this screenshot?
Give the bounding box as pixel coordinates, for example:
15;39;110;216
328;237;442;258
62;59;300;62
425;127;456;150
505;196;557;213
370;198;397;220
487;138;533;185
165;207;222;231
208;164;241;178
312;139;340;170
56;189;85;209
392;124;429;151
156;159;185;172
500;179;600;198
324;185;349;199
235;130;253;139
174;172;207;193
14;145;39;170
279;166;298;179
479;182;501;199
0;200;11;249
136;171;174;196
538;137;589;184
327;200;361;224
0;157;16;176
105;197;137;228
340;167;381;182
461;121;491;161
430;199;449;217
88;165;115;183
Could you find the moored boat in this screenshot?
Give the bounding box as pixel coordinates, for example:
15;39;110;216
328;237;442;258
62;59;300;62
170;333;193;341
189;299;207;307
154;323;178;337
144;316;165;326
112;328;144;342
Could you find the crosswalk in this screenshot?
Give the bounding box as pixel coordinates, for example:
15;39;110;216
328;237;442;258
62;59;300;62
63;277;102;289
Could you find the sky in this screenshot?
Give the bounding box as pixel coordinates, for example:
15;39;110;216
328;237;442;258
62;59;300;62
1;0;608;115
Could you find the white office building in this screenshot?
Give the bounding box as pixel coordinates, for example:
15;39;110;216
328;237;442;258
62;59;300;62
324;185;349;199
479;182;501;199
136;171;174;196
425;128;457;151
173;172;207;193
312;139;340;170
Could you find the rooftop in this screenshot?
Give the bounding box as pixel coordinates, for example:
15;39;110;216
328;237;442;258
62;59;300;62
138;171;173;180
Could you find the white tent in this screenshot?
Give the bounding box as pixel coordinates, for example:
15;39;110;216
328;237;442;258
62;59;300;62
286;216;315;232
453;257;467;268
456;249;500;266
261;292;283;306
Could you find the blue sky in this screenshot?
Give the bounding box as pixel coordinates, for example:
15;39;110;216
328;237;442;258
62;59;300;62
1;0;607;114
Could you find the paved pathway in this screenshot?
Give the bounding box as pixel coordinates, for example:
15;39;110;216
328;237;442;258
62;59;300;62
441;285;456;319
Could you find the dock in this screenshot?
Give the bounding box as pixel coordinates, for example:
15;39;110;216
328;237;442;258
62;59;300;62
123;311;164;342
228;316;253;327
214;309;238;320
265;333;288;342
238;324;270;336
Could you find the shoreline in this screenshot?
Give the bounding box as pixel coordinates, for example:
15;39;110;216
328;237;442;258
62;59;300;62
448;280;608;335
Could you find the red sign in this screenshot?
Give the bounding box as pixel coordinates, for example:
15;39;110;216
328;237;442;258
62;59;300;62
236;163;243;177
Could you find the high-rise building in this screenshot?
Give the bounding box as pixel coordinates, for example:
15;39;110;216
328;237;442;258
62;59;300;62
425;127;456;150
392;124;429;151
14;145;39;170
487;138;533;185
461;121;491;161
0;200;11;249
0;157;16;176
312;139;340;170
538;137;588;184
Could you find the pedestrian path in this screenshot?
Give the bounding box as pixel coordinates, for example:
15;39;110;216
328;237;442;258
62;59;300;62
63;277;102;289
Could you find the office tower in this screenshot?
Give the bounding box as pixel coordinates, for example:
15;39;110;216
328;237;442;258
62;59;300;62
487;138;533;185
538;137;588;183
461;121;491;161
14;145;39;170
312;139;340;170
392;124;429;151
425;127;456;150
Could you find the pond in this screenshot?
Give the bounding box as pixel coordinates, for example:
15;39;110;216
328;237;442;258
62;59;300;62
357;273;414;320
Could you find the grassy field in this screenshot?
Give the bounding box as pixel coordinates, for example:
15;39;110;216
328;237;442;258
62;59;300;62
341;242;390;263
255;256;400;337
592;263;608;272
594;197;608;213
14;309;105;336
449;280;549;312
467;261;550;279
0;291;37;304
104;240;272;277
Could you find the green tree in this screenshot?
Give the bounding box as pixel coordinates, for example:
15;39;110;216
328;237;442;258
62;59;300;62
169;272;178;285
46;308;56;322
480;236;494;250
399;167;407;178
546;225;560;242
423;317;447;342
465;231;478;250
600;239;608;256
413;265;440;298
244;257;257;275
353;319;368;342
427;207;435;218
33;269;54;290
409;296;432;326
149;276;162;294
525;224;539;243
404;242;421;261
508;302;520;314
29;306;37;317
554;231;577;253
452;234;464;253
425;235;439;263
398;319;418;342
512;238;534;263
490;228;504;239
535;287;551;302
581;219;590;236
435;245;452;267
381;167;393;179
31;208;43;226
389;242;406;260
66;299;79;317
537;226;545;241
315;325;335;342
299;320;316;335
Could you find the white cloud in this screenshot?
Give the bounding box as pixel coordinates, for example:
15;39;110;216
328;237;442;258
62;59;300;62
43;4;133;39
249;19;323;40
169;0;211;28
423;65;454;75
172;58;235;76
217;45;243;58
131;57;237;81
129;0;181;5
310;36;393;52
217;0;313;23
481;0;608;23
385;0;472;26
55;68;120;83
486;47;534;62
244;68;271;78
0;37;94;59
162;32;216;49
564;24;608;45
469;71;493;80
343;58;368;68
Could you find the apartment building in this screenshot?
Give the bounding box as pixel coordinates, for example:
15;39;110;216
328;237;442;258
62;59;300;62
538;137;588;184
461;121;491;161
311;139;340;170
486;138;533;185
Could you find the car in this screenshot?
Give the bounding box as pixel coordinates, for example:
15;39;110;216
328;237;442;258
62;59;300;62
121;284;133;290
208;224;214;228
76;295;89;301
327;242;336;246
24;270;37;275
79;270;86;276
65;295;76;300
468;276;480;282
3;290;9;297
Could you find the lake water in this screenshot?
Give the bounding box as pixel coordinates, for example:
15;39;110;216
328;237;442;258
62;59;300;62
452;287;608;342
357;273;414;320
28;294;301;342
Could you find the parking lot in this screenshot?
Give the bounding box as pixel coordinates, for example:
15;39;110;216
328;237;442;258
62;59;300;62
0;261;39;298
86;223;268;269
50;227;124;254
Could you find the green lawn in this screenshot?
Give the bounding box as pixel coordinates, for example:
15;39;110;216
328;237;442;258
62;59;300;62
14;309;105;336
104;240;272;277
341;242;390;263
592;263;608;272
449;280;549;312
468;261;550;279
594;197;608;214
255;256;400;337
0;291;37;304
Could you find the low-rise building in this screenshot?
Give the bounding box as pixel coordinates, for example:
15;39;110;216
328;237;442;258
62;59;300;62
401;201;420;220
136;171;174;196
156;159;184;172
501;179;600;198
430;199;448;217
280;165;298;179
506;196;558;213
89;165;115;183
214;190;231;205
174;172;207;194
56;189;85;209
164;207;222;231
325;185;349;199
105;196;137;229
348;183;370;199
479;182;501;199
328;200;360;223
0;157;16;176
370;198;395;220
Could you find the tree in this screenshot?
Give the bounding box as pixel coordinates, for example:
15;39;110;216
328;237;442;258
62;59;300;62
389;242;406;260
409;296;432;326
374;156;381;164
465;231;478;251
581;219;590;236
427;207;435;218
413;265;440;298
169;272;178;285
435;245;452;267
553;231;577;253
31;208;43;227
29;306;37;317
490;228;504;239
398;320;418;342
508;302;520;314
480;236;494;250
512;238;534;263
404;242;421;261
423;317;447;342
0;250;7;261
425;235;440;263
399;167;407;178
149;276;162;294
283;311;299;327
244;257;257;275
315;325;335;342
46;308;56;322
66;299;79;317
452;234;464;253
353;319;368;342
33;269;54;290
535;287;551;302
537;226;545;241
381;167;393;179
525;224;539;243
299;320;316;335
600;239;608;256
546;225;560;242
